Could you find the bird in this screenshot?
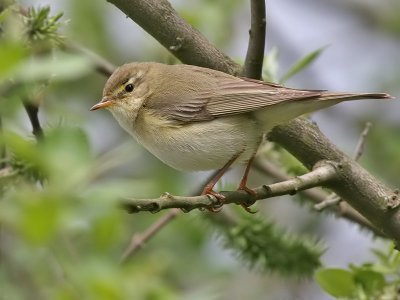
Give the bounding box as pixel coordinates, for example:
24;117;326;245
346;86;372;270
90;62;391;211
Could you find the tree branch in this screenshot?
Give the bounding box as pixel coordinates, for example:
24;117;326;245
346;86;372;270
254;159;384;237
268;118;399;242
314;121;372;211
121;162;338;213
242;0;266;78
106;0;241;75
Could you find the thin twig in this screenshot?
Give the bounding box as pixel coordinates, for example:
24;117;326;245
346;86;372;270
65;42;116;77
242;0;266;79
120;208;180;262
121;162;338;213
23;102;43;140
353;122;372;161
314;122;373;211
313;194;341;211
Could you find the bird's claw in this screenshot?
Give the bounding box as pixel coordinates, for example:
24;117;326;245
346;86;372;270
240;204;257;214
202;188;225;213
237;185;257;197
237;185;257;214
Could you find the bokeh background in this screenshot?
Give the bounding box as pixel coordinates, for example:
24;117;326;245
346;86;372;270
2;0;400;299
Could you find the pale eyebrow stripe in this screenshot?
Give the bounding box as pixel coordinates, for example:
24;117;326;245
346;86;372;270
121;78;130;85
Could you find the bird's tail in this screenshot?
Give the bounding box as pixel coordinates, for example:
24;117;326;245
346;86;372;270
257;91;393;131
317;92;393;102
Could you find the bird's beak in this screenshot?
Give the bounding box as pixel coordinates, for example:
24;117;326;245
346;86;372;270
90;97;113;111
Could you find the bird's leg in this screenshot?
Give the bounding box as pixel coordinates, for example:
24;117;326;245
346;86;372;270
237;154;257;195
237;152;258;214
202;154;240;212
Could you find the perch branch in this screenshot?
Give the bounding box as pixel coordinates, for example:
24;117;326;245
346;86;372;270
121;162;338;213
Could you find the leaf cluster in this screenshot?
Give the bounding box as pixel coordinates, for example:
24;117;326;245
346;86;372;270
316;244;400;299
22;6;64;47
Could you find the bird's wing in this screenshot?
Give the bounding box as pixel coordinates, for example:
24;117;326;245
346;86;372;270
156;76;323;122
202;78;323;118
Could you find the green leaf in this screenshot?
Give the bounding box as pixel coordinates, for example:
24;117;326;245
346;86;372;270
315;268;356;298
0;42;27;80
354;269;385;294
19;192;61;243
3;131;43;170
0;188;62;244
280;46;327;83
40;127;92;188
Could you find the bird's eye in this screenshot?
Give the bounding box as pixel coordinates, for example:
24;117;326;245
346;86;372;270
125;83;134;92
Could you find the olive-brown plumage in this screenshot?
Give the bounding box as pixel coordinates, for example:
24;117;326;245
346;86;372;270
91;62;391;200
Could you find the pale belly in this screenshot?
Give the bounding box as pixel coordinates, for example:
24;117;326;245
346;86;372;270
132;115;261;171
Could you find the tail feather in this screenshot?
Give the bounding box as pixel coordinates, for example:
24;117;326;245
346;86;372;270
256;91;393;131
319;92;393;102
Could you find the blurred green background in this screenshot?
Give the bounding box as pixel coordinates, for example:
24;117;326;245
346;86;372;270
1;0;399;299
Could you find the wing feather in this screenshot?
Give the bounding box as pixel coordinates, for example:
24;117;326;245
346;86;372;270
197;78;322;119
145;64;323;123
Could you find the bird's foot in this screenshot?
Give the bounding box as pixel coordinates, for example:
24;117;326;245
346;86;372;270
237;185;257;214
237;185;257;197
202;188;225;213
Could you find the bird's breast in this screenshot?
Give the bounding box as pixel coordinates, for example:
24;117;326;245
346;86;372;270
131;112;261;171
